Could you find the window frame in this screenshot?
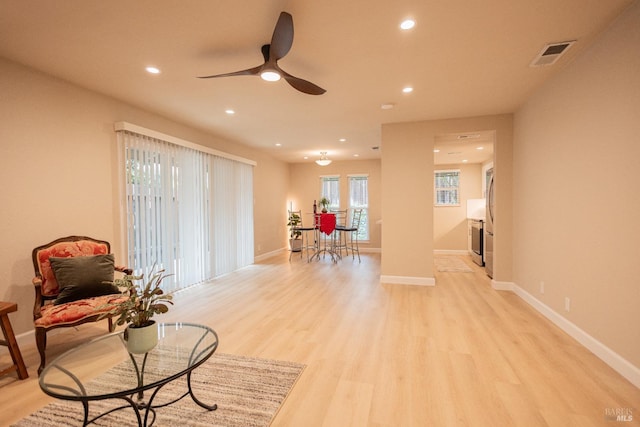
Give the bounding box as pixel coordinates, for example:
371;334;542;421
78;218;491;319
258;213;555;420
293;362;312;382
348;174;369;241
434;169;461;207
319;175;340;211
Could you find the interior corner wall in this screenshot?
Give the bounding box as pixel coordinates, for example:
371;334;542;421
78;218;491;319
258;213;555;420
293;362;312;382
0;57;289;336
512;1;640;368
381;114;513;283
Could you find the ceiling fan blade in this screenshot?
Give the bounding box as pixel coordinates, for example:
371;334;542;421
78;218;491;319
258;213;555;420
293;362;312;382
198;12;323;95
197;65;262;79
269;12;294;60
261;44;270;63
281;70;326;95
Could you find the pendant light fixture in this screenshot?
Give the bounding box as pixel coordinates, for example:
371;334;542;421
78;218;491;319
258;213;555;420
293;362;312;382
315;152;332;166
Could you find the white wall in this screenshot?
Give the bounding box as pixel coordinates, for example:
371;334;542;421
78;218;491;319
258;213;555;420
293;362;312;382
0;58;289;335
434;163;483;251
513;1;640;368
381;115;513;284
288;159;382;250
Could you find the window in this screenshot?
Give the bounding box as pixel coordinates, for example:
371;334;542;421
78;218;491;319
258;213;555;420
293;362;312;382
116;124;254;293
320;176;340;210
349;175;369;240
434;169;460;206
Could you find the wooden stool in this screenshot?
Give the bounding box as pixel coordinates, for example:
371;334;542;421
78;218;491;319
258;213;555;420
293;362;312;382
0;301;28;379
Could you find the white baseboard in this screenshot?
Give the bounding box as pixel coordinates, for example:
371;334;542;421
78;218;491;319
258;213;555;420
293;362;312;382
254;246;381;262
254;248;286;262
359;247;381;253
380;275;435;286
500;281;640;389
14;329;35;351
434;249;469;255
491;279;514;291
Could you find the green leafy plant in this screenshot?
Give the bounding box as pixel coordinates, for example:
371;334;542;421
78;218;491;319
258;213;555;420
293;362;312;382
287;212;302;239
105;267;173;328
319;197;331;212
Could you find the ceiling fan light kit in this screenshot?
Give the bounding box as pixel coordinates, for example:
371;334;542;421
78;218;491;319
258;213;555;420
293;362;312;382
198;12;325;95
260;70;281;81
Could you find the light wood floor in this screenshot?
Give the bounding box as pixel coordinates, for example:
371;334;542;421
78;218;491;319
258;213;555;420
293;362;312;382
1;253;638;426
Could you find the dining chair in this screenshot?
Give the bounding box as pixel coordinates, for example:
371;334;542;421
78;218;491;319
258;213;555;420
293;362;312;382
330;209;348;257
341;209;363;262
288;210;317;261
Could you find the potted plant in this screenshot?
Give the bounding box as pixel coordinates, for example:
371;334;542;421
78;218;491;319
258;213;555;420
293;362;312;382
319;197;331;213
104;267;173;354
287;211;303;252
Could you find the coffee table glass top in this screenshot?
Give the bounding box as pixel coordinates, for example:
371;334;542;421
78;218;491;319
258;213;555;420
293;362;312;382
39;322;218;400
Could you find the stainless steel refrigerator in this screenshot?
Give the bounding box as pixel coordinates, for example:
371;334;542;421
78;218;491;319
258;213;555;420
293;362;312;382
485;168;494;278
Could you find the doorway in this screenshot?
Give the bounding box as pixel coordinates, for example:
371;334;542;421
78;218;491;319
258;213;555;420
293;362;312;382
433;131;495;253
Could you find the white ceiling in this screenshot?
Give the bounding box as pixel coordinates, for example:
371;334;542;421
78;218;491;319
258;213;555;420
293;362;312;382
0;0;633;164
434;131;495;166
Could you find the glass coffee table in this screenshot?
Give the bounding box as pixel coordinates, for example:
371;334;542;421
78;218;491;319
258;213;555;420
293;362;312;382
39;322;218;426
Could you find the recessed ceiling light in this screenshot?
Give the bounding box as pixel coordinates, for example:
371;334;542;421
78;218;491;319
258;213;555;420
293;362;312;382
225;109;235;115
476;146;484;150
275;143;282;147
462;159;468;163
381;103;395;110
303;156;309;160
433;149;440;153
400;19;415;30
353;154;359;157
146;66;161;74
402;86;413;93
339;138;346;142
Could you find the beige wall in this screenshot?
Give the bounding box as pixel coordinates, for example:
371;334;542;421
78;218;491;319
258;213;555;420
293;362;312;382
381;115;513;283
434;163;483;251
381;122;435;281
513;1;640;367
288;159;382;250
0;58;289;335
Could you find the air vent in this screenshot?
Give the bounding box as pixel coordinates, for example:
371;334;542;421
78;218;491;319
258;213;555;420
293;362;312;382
530;40;575;67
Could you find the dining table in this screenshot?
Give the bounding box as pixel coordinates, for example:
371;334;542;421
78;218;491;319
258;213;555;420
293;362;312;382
309;212;340;263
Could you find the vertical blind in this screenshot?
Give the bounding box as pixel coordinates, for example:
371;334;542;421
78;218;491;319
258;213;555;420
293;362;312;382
116;128;254;292
348;175;369;240
320;176;340;210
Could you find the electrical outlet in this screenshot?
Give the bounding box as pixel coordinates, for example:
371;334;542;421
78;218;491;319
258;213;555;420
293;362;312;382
565;297;571;312
540;281;545;294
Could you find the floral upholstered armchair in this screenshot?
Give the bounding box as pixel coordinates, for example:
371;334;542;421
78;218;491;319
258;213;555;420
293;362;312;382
31;235;132;375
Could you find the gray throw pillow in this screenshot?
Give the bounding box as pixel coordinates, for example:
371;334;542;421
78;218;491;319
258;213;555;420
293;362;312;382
50;254;120;305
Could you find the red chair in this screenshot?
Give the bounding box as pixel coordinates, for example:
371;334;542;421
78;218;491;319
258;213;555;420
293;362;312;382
31;236;131;375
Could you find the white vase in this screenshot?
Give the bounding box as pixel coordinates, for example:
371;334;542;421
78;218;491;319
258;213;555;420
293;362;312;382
124;321;158;354
290;238;303;252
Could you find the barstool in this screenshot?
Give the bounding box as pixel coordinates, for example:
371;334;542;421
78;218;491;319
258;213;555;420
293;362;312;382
0;301;29;379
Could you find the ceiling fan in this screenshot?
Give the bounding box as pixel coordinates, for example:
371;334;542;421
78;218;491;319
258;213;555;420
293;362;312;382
198;12;326;95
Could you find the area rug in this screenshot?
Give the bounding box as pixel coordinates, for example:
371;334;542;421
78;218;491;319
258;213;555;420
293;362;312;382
12;353;305;427
435;256;474;273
